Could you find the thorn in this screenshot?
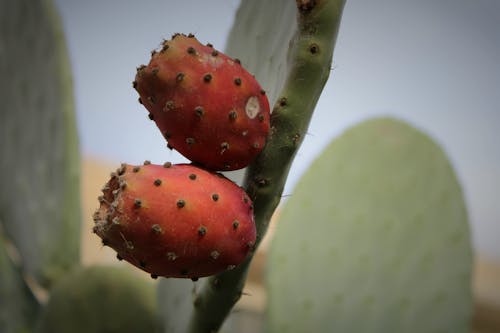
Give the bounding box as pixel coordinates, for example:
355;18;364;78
211;50;218;57
309;43;319;54
203;73;212;82
139;261;146;268
176;72;185;82
194;106;204;117
234;58;241;65
134;198;142;208
258;114;265;122
186;137;195;146
220;142;229;152
234;77;242;86
163;162;172;168
228;110;238;121
188;33;195;38
177;199;186;208
232;220;239;229
187;46;196;55
143;160;151;165
189;173;197;180
206;42;213;48
279;97;288;107
116;254;123;261
164;100;175;111
166;252;178;261
154;179;162;186
198;226;207;236
151;224;163;234
133;166;140;173
148;113;154;120
147;96;156;105
210;250;220;260
151;274;158;279
212;193;219;202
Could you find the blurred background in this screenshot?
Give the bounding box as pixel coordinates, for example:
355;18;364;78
54;0;499;262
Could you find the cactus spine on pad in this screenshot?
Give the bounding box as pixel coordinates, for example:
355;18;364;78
156;0;346;332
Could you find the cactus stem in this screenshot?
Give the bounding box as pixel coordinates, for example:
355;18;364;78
184;1;346;332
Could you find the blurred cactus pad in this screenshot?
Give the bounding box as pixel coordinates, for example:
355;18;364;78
266;117;473;333
0;0;81;291
35;266;161;333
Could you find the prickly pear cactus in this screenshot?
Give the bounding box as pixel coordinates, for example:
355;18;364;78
0;230;39;333
35;266;161;333
0;0;81;288
266;117;473;333
158;1;346;332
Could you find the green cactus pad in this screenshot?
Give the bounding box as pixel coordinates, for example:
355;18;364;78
266;117;473;333
35;266;161;333
0;0;81;288
0;229;39;333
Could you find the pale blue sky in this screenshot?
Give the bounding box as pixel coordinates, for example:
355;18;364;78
54;0;500;260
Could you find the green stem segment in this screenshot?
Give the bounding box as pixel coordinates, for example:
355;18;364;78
187;1;346;332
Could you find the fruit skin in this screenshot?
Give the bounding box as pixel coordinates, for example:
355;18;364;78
134;33;270;171
93;163;256;279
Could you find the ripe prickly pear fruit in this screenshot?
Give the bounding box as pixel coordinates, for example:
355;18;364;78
93;162;256;279
134;33;271;171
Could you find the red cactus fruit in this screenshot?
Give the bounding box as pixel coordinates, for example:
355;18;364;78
93;162;256;279
134;33;271;171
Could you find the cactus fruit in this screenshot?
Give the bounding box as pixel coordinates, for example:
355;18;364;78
93;163;256;279
266;118;472;333
35;266;161;333
134;33;271;171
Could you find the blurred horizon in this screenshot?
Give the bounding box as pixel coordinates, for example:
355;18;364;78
54;0;500;261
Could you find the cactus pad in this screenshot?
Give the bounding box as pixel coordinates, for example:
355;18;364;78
266;117;473;333
0;0;81;288
35;266;161;333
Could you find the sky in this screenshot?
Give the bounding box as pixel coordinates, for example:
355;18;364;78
54;0;500;260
